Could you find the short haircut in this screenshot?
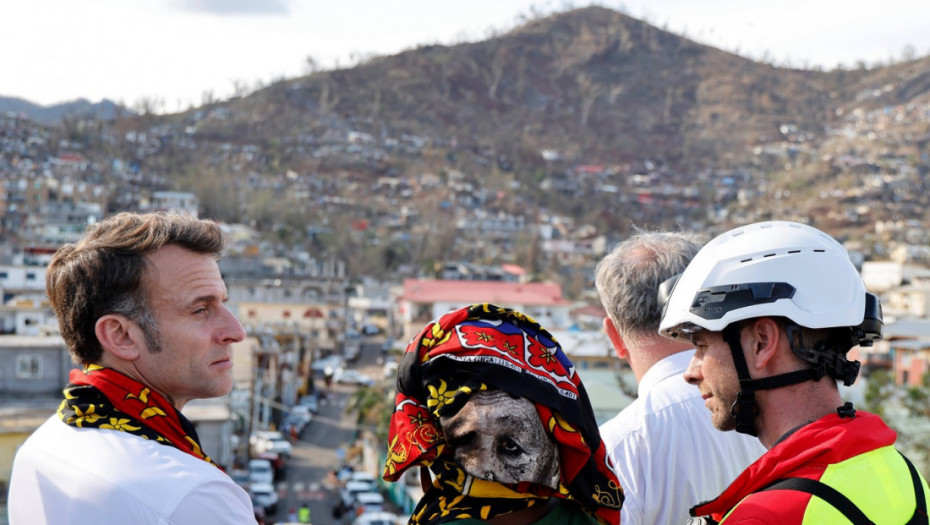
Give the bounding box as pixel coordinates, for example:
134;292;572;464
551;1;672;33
46;212;226;365
595;231;703;345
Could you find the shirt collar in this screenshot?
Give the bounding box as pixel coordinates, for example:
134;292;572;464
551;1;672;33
637;349;695;397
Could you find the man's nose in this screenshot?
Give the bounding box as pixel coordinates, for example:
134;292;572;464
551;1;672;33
219;306;247;343
683;355;702;385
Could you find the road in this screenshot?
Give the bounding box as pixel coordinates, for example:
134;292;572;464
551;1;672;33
265;337;388;525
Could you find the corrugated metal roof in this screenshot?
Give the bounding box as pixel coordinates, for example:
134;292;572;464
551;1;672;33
0;335;65;347
884;318;930;339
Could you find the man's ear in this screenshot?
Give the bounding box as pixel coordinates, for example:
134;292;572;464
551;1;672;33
95;314;142;361
745;317;781;371
603;317;630;360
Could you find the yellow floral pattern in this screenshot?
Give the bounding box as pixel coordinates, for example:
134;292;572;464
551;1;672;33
99;417;141;432
57;365;221;470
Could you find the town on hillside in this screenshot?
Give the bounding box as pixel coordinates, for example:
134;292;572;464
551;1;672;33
4;7;930;521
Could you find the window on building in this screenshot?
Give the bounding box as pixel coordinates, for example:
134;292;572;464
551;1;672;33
26;272;37;281
0;271;7;279
16;354;42;379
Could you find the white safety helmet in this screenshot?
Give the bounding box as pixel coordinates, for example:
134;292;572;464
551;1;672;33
659;221;880;344
657;221;882;435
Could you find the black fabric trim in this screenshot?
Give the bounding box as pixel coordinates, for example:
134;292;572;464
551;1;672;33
902;452;929;525
756;451;929;525
760;477;872;524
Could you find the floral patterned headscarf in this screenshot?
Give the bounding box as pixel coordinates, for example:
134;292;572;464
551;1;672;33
383;304;623;524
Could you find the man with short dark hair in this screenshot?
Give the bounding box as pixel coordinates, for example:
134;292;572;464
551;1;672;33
596;231;764;525
10;212;255;524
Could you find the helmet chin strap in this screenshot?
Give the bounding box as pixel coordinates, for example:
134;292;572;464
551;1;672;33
721;324;825;436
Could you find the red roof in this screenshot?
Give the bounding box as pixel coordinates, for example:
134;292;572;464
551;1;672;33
575;164;605;174
571;304;607;318
400;279;570;306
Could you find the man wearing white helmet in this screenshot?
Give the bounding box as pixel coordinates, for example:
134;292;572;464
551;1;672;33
658;221;929;524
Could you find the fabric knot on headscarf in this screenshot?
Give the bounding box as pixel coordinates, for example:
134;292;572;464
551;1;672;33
383;303;623;524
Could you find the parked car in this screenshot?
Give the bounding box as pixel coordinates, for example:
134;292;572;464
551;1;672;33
344;340;362;362
341;480;376;508
312;354;345;374
348;470;378;489
297;393;320;413
289;405;313;428
253;451;286;481
352;511;398;525
250;481;279;514
353;491;385;515
282;412;308;436
248;458;274;486
333;368;374;387
250;430;293;457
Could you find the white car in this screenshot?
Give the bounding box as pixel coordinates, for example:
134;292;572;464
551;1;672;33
341;480;376;508
334;368;375;387
250;481;279;514
312;354;345;374
354;491;385;514
248;458;274;486
352;510;397;525
348;471;378;489
250;430;293;457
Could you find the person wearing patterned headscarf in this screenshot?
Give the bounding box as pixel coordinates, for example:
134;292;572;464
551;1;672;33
383;303;624;525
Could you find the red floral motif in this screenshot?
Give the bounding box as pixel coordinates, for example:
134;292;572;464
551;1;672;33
457;325;524;358
526;338;563;374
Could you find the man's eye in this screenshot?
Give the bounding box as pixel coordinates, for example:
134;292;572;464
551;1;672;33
499;438;523;456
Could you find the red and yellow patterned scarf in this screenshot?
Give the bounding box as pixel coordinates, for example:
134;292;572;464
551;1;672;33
383;304;623;524
58;364;221;469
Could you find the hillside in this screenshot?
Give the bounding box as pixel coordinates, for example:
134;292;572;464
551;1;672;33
207;7;866;173
0;96;131;125
4;6;930;289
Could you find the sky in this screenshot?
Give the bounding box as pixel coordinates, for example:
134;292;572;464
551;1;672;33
3;0;930;111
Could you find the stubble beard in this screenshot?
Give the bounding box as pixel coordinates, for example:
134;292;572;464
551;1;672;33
712;392;738;432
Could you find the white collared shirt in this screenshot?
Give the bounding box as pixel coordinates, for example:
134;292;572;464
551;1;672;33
9;415;255;525
599;350;766;525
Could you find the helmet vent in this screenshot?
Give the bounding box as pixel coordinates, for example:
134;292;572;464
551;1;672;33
789;250;800;254
763;253;776;258
814;249;825;253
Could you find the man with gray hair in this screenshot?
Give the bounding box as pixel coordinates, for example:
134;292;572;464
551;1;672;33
595;231;765;525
